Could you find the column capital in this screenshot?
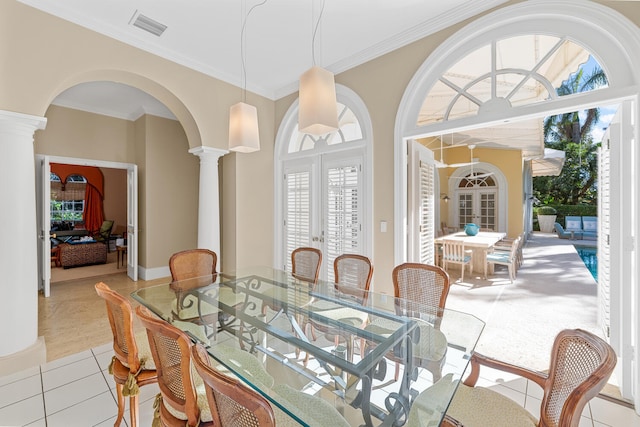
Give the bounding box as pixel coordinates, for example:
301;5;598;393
0;110;47;136
189;145;228;160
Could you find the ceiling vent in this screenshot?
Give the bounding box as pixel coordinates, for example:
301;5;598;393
130;11;167;37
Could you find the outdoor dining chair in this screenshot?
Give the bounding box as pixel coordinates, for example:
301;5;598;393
441;239;472;281
94;282;157;427
444;328;616;427
486;236;521;282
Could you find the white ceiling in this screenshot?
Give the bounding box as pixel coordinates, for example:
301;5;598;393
20;0;508;119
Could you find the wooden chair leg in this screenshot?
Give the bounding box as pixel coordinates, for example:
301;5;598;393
129;394;139;427
114;383;125;427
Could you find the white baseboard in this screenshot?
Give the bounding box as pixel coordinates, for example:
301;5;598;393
139;265;170;281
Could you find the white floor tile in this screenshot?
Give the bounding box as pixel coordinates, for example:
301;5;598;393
0;394;45;426
44;372;111;415
45;391;119;427
0;366;40;388
42;357;101;391
0;373;43;409
94;350;115;372
24;418;47;427
588;397;640;427
40;350;93;372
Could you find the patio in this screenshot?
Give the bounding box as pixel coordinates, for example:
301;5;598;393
442;231;623;397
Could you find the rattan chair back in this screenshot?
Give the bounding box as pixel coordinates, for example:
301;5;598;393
540;329;617;426
292;247;322;284
191;344;276;427
136;306;203;427
95;282;157;427
334;254;373;304
392;263;451;322
169;248;217;281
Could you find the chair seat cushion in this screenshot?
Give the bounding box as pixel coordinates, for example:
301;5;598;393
272;384;350;427
406;374;458;427
487;253;510;263
118;330;156;370
209;344;275;389
365;318;447;362
161;367;213;423
447;384;537;427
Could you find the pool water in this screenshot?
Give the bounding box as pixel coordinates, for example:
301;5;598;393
575;246;597;280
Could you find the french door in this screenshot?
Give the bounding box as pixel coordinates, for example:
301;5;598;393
456;190;497;230
283;150;364;282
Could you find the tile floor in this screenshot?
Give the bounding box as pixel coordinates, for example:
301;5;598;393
1;342;639;426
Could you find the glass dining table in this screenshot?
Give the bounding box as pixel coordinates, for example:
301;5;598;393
131;266;485;427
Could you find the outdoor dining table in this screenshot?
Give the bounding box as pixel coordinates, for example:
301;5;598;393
132;265;485;427
435;231;507;278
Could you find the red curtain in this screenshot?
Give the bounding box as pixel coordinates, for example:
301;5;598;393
83;184;104;234
51;164;105;232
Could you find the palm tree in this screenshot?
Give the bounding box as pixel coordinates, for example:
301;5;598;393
534;65;608;205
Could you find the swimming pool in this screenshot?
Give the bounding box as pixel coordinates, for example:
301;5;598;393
575;246;597;280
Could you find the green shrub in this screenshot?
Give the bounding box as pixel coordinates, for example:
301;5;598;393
536;206;557;215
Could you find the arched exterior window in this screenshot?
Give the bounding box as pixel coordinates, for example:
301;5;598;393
275;85;373;282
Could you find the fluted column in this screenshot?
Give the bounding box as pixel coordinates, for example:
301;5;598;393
0;110;47;370
189;146;228;262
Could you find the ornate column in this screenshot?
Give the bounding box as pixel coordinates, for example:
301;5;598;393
189;146;228;261
0;110;47;373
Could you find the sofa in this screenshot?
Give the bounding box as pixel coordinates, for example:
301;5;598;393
59;241;107;268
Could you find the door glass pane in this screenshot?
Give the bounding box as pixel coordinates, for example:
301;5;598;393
458;193;473;226
480;192;496;230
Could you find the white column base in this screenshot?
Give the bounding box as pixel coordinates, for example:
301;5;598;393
0;336;46;377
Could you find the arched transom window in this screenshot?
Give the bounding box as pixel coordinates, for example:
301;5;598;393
418;35;606;126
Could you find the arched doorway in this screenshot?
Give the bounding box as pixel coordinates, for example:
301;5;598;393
274;85;374;283
395;0;640;408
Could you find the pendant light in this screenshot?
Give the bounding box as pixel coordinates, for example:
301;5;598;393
298;0;338;136
229;0;267;153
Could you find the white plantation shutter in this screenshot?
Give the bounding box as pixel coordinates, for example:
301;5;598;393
408;140;436;264
419;160;435;264
284;170;311;272
324;161;362;282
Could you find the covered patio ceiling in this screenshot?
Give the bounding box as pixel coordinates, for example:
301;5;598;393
417;34;592;171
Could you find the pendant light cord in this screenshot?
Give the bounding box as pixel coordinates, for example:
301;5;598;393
311;0;326;66
241;0;268;103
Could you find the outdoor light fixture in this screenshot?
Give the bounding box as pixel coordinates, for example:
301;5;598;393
441;194;450;203
298;0;338;136
229;0;267;153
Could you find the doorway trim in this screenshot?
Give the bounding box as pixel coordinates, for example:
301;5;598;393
36;154;138;296
394;0;640;408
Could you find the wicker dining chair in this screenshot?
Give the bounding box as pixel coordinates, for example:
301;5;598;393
135;306;214;427
191;343;277;427
262;247;322;316
168;249;221;327
307;254;373;361
367;263;451;382
291;247;322;284
94;282;157;427
446;328;617;427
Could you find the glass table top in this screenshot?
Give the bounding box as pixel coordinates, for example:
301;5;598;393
132;265;485;427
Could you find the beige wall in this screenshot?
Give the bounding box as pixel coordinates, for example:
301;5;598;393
101;167;127;234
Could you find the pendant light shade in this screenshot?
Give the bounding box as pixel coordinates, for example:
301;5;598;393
298;65;339;136
229;101;260;153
